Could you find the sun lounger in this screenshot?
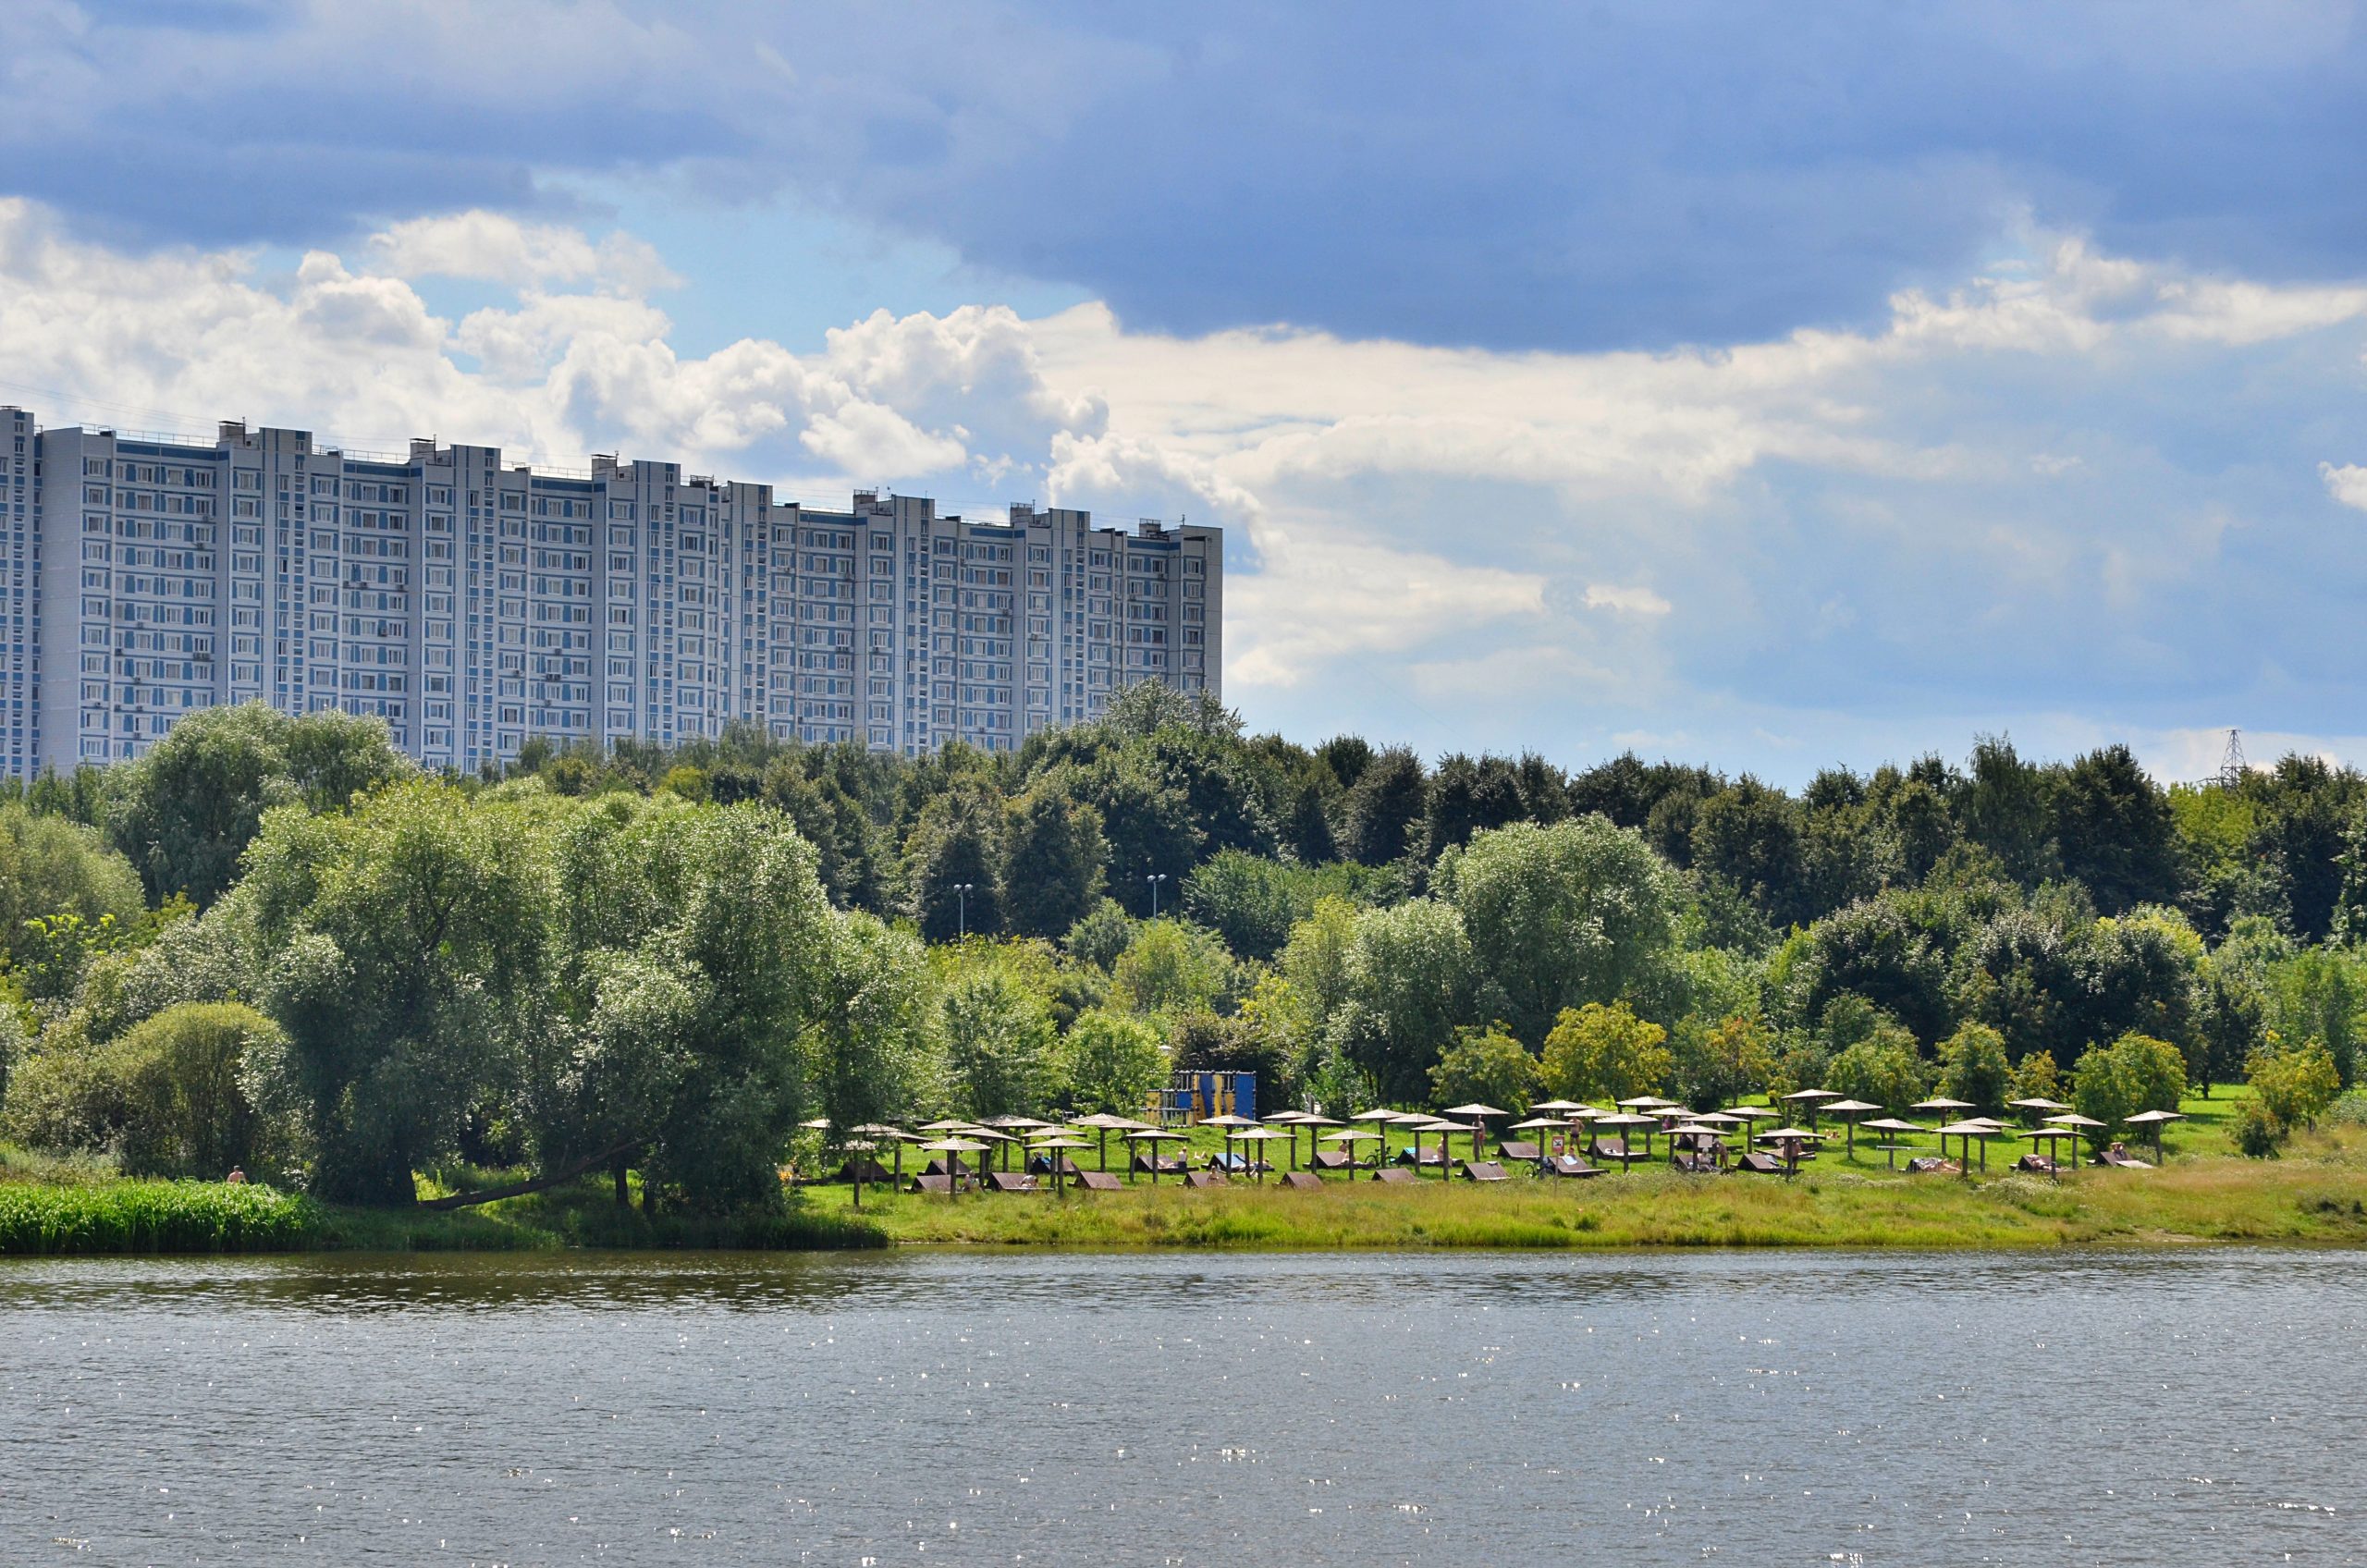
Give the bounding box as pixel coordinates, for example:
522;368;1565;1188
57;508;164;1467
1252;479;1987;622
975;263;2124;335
1735;1151;1784;1174
1372;1167;1417;1184
1592;1137;1631;1161
1132;1153;1187;1175
1495;1140;1541;1163
1458;1160;1511;1182
986;1170;1038;1194
1184;1169;1228;1188
1073;1170;1122;1192
1904;1156;1958;1174
2015;1153;2058;1175
1394;1146;1447;1167
1026;1154;1083;1178
1545;1155;1601;1178
1310;1149;1353;1171
909;1173;955;1194
1281;1171;1325;1191
1671;1153;1718;1173
834;1158;893;1184
2096;1149;2152;1169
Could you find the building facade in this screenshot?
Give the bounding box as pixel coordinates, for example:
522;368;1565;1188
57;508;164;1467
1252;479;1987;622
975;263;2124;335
2;410;1220;778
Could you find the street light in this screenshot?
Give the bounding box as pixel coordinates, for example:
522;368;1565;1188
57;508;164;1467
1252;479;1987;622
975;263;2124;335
1146;872;1168;918
953;881;975;938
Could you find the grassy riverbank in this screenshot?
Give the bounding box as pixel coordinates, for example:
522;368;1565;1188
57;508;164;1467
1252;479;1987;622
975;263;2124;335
6;1090;2363;1256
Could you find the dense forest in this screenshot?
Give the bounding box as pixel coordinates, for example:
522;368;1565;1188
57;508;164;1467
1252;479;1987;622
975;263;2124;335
0;686;2355;1208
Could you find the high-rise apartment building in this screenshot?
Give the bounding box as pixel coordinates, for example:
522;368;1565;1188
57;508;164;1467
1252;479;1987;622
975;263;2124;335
1;410;1221;778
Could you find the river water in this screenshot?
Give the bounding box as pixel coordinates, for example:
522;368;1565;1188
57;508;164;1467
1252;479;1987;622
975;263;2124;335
1;1248;2360;1564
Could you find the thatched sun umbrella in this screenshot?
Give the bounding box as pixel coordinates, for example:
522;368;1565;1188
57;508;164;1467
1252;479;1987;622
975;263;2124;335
1125;1127;1185;1183
1592;1111;1660;1168
915;1136;987;1195
1858;1117;1928;1170
1778;1087;1840;1129
1229;1125;1288;1182
1350;1109;1401;1170
1756;1126;1820;1177
1030;1134;1090;1194
1291;1113;1343;1170
1319;1127;1380;1178
2125;1109;2186;1161
1508;1116;1564;1170
2022;1124;2079;1179
1933;1120;1998;1177
2044;1111;2110;1165
1820;1099;1881;1158
1442;1103;1510;1159
1070;1111;1142;1173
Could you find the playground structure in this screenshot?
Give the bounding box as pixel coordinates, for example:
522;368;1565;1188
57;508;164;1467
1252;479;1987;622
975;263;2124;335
1159;1069;1257;1127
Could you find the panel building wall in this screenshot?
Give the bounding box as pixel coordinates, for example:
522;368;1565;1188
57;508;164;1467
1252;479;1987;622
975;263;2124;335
0;410;1220;778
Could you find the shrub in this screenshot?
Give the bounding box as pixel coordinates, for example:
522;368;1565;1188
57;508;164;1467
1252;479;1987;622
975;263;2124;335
2249;1039;2342;1131
1936;1023;2010;1115
0;1002;281;1178
1539;1002;1669;1105
2234;1098;2284;1159
1429;1023;1541;1110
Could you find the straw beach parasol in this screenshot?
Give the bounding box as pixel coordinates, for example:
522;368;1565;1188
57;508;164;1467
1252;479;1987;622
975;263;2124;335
2125;1109;2185;1161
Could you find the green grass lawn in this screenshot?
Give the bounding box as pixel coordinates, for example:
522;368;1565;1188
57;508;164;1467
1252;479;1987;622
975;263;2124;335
7;1087;2362;1256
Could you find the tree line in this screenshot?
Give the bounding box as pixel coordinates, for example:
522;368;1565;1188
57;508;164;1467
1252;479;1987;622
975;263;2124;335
0;692;2355;1207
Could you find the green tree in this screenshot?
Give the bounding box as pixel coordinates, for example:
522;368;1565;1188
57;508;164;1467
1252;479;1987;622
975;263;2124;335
1825;1027;1930;1112
1539;1001;1672;1105
1062;899;1139;971
1435;816;1681;1044
2248;1038;2341;1130
1429;1023;1541;1111
1061;1009;1169;1115
1110;919;1240;1017
1671;1011;1776;1111
2053;744;2183;915
803;913;940;1152
239;781;552;1204
529;796;840;1212
1935;1022;2011;1115
0;805;148;983
2070;1031;2188;1148
106;703;409;906
2004;1048;2061;1105
940;966;1060;1119
904;786;1006;941
1343;746;1427;866
1334;898;1476;1099
1000;783;1108;939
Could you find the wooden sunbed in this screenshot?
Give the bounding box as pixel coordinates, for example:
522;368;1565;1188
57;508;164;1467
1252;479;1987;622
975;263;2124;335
1184;1169;1228;1188
1904;1156;1958;1174
1592;1136;1631;1161
1073;1170;1123;1192
1496;1140;1541;1163
834;1158;892;1184
1281;1171;1325;1191
909;1173;956;1194
1545;1154;1601;1179
2097;1148;2152;1169
1395;1146;1447;1167
1132;1153;1186;1175
1734;1151;1784;1174
2015;1153;2059;1175
986;1170;1038;1194
1458;1160;1511;1182
1310;1149;1353;1171
1372;1167;1417;1184
1026;1154;1083;1178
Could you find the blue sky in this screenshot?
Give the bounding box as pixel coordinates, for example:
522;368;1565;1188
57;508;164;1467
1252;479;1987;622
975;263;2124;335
5;0;2367;782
